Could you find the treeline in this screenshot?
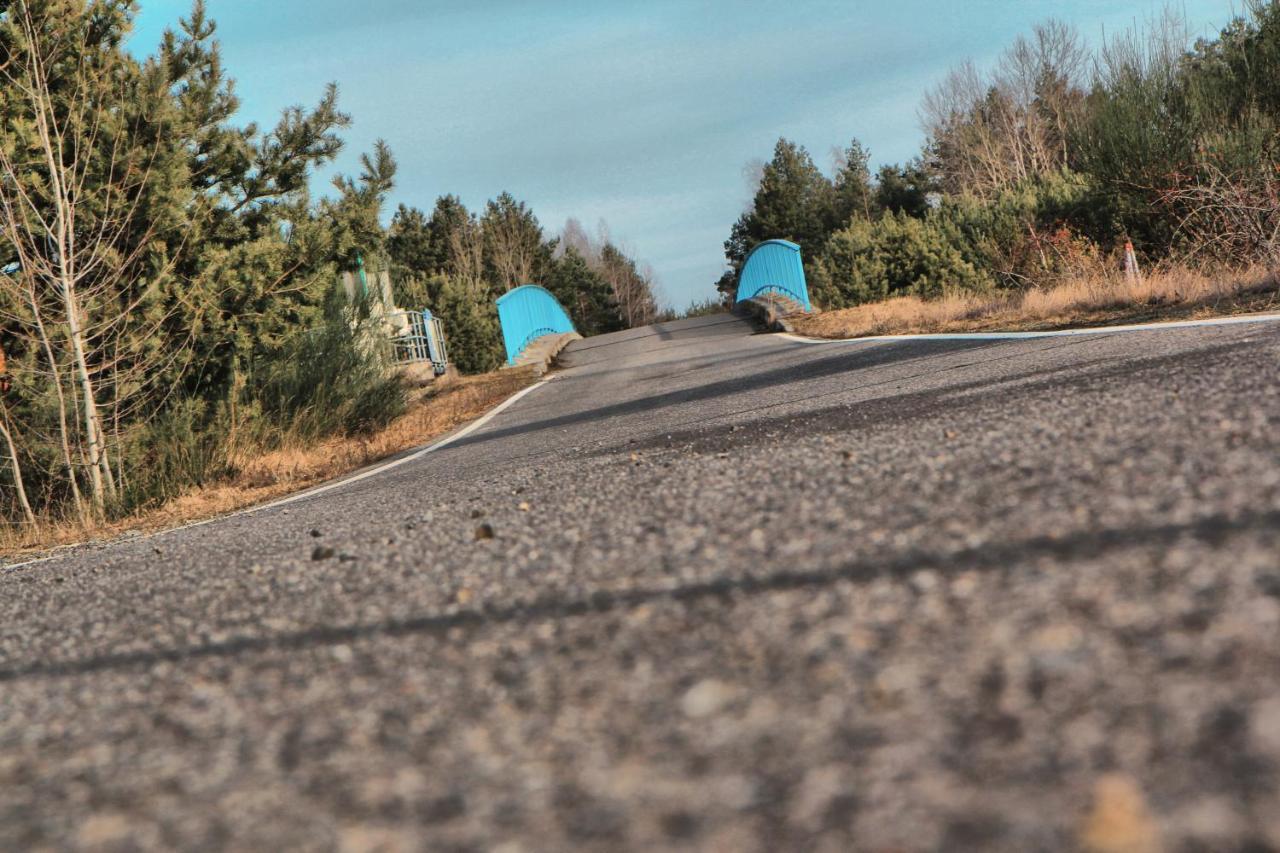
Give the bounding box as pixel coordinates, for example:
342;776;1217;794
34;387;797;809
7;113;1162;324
718;3;1280;309
0;0;658;526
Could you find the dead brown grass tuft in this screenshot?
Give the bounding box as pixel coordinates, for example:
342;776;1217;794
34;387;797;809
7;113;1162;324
2;367;537;561
792;266;1280;339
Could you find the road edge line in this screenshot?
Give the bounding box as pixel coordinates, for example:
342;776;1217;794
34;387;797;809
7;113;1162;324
775;311;1280;345
257;373;557;512
2;375;559;572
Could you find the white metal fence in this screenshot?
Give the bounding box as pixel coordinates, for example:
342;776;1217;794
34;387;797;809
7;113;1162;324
387;310;449;376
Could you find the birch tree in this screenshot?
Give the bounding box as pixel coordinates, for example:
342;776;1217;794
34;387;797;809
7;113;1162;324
0;0;354;522
0;0;177;514
922;21;1087;197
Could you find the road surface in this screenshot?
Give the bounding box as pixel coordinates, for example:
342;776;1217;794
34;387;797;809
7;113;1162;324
4;313;1280;851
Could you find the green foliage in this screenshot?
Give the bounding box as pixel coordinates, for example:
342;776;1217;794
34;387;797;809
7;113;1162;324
811;212;990;309
434;276;504;374
328;139;398;271
724;4;1280;310
119;399;232;511
1183;3;1280;164
653;296;727;322
1071;3;1280;254
0;0;408;521
720;139;836;300
390;271;446;315
680;297;730;318
547;247;624;337
249;302;407;443
718;136;950;301
875;161;937;218
387;205;438;277
831;140;876;224
481;192;554;291
385;196;502;372
935;170;1099;286
386;196;658;370
1070;32;1195;251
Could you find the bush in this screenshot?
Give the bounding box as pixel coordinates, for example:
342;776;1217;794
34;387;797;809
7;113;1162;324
807;169;1124;312
435;276;505;373
248;302;407;443
811;212;990;309
682;297;729;318
117;399;233;513
29;300;410;519
936;170;1104;288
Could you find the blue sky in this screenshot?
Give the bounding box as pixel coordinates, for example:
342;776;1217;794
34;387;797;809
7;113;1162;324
132;1;1240;308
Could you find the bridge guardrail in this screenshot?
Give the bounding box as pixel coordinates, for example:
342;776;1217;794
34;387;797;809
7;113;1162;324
496;285;576;365
735;239;812;312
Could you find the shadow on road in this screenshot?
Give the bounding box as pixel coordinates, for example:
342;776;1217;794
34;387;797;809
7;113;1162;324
604;336;1263;458
450;338;1003;450
558;314;748;362
2;508;1273;684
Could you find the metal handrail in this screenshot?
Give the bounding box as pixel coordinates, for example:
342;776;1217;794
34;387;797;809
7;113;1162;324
496;285;576;364
735;239;812;311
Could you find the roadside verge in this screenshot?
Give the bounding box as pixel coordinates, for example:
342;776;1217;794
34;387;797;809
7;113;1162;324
775;311;1280;344
2;371;556;568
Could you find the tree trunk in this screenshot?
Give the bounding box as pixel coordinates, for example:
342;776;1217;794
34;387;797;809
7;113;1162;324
63;282;109;511
29;291;87;520
0;406;36;527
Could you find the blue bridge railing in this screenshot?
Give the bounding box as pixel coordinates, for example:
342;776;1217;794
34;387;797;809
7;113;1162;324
735;239;811;312
496;284;576;365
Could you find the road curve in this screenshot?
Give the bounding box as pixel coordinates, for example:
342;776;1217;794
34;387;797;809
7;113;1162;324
4;313;1280;850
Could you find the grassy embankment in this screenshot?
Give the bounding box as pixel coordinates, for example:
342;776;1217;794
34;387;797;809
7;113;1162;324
791;267;1280;339
0;369;536;560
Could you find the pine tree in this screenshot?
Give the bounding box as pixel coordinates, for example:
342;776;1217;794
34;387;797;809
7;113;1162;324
388;205;436;274
329;140;398;272
0;0;378;520
831;139;875;225
875;161;937;218
154;4;352;405
718;138;834;299
481;192;552;291
427;195;473;277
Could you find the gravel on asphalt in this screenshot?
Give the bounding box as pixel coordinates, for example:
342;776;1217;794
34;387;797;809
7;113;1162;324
2;313;1280;851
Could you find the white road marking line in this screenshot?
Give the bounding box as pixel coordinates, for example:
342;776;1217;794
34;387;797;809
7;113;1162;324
775;312;1280;344
2;375;558;572
258;375;556;511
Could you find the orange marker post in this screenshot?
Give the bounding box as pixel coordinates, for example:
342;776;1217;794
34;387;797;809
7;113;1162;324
1123;240;1142;284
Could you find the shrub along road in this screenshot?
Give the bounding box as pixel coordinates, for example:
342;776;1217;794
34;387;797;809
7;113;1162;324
3;312;1280;850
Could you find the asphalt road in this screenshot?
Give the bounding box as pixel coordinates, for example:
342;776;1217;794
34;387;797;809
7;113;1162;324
4;312;1280;851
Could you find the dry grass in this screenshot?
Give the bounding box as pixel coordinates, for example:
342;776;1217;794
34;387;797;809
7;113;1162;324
792;266;1280;339
2;367;537;561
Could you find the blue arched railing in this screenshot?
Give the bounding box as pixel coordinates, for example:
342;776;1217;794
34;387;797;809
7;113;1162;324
496;284;576;365
735;239;811;311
